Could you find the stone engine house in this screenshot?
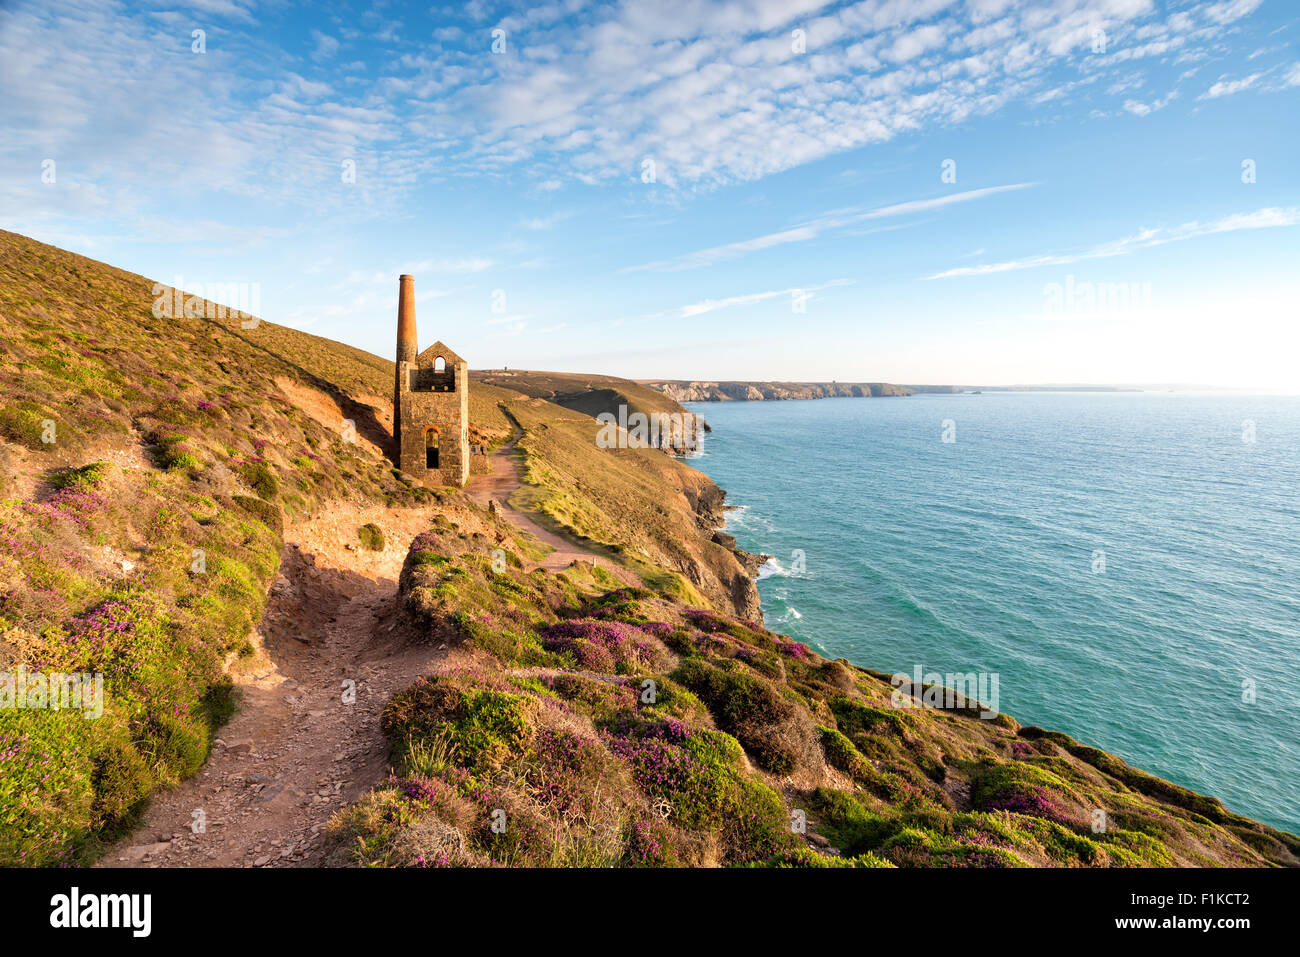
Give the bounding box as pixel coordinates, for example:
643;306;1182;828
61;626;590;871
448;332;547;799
393;274;469;486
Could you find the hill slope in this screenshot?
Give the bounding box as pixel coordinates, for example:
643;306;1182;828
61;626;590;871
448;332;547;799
1;229;1295;869
474;368;706;453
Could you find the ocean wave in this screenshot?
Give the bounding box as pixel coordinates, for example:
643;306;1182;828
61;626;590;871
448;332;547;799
766;601;803;624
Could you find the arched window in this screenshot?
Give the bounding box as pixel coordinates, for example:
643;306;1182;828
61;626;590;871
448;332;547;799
424;427;440;469
434;356;446;372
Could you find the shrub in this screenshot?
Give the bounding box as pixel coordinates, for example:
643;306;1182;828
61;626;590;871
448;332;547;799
539;618;671;674
49;461;111;492
358;522;385;551
237;461;278;500
230;494;282;534
381;676;536;772
971;762;1082;826
671;658;820;775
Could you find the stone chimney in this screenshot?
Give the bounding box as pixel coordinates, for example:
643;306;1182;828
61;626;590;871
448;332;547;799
394;274;417;449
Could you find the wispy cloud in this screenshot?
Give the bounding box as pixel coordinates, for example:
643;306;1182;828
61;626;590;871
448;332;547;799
409;257;495;274
927;207;1300;279
625;183;1034;272
1200;72;1263;99
0;0;1281;238
680;279;853;318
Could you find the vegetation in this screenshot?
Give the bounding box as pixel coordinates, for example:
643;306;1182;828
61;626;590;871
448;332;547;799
358;522;385;551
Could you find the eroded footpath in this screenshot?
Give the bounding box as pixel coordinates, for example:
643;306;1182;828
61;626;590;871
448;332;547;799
96;505;462;867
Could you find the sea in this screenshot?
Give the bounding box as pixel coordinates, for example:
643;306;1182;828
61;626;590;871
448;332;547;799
683;392;1300;835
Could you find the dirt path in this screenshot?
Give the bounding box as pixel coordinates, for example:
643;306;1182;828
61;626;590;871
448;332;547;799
97;506;469;868
99;444;634;867
466;428;637;584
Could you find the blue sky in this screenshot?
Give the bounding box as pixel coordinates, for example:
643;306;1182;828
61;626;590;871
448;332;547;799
3;0;1298;388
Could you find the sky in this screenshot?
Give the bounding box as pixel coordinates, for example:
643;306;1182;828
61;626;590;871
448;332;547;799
2;0;1298;389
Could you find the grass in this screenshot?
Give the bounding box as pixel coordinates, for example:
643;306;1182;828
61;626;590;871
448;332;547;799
358;522;385;551
505;398;753;614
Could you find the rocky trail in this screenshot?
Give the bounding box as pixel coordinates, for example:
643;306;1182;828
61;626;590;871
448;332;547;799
98;437;625;868
467;428;638;585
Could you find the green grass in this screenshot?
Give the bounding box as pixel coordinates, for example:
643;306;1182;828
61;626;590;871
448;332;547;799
358;522;385;551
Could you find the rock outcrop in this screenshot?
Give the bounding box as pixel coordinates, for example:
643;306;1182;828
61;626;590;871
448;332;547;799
647;380;917;402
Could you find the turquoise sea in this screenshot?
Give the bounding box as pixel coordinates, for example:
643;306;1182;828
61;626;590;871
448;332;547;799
684;393;1300;835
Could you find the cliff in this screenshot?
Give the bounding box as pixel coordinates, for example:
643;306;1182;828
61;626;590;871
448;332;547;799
645;380;916;402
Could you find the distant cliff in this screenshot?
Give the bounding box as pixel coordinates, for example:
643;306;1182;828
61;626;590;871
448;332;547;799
644;380;962;402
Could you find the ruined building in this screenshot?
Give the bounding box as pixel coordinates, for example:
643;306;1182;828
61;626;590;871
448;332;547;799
393;274;469;485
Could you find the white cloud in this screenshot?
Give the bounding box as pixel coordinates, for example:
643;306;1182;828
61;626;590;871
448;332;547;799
679;278;852;317
1200;72;1262;99
625;183;1034;271
928;207;1300;278
311;30;339;59
1122;90;1177;114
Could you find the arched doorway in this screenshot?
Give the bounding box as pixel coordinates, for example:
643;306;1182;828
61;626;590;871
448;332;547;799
424;426;440;469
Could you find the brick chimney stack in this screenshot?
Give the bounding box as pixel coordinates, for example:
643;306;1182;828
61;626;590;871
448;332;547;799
394;274;418;449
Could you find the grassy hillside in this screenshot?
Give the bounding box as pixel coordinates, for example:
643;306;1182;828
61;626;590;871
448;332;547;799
2;229;1296;869
331;528;1300;868
501;397;761;617
0;230;483;863
0;230;749;864
474;369;705;452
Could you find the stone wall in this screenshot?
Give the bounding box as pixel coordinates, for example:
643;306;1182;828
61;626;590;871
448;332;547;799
396;359;469;486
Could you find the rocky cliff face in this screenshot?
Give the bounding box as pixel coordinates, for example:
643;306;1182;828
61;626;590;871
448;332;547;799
649;380;915;401
678;480;768;621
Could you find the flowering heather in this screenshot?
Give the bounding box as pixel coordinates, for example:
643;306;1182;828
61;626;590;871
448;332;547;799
683;608;729;632
626;815;679;867
980;786;1076;825
392;774;463;819
604;713;692;745
0;518;88;572
888;778;926;808
539;618;667;672
18;487;106;533
776;639;811;660
696;632;739;657
48;597;139;675
603;731;701;806
528;727;610;815
539;673;639;715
